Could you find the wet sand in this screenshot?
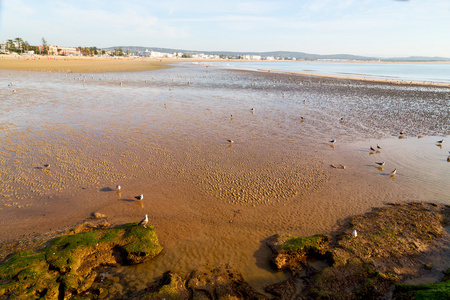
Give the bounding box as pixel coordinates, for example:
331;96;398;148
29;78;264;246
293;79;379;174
0;64;449;292
0;55;170;73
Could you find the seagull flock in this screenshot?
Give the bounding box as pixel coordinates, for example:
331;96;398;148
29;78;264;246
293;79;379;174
327;135;447;180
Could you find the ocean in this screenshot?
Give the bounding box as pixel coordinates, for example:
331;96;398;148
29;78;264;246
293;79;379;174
200;61;450;84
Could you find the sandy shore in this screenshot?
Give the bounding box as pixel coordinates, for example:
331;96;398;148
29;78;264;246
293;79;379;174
0;55;172;73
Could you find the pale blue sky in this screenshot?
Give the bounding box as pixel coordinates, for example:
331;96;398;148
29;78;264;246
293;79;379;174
1;0;449;57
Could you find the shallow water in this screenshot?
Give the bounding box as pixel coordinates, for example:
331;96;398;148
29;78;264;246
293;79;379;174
0;65;449;295
204;61;450;84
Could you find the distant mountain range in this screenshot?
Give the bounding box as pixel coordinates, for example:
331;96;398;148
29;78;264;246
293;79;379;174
105;46;450;62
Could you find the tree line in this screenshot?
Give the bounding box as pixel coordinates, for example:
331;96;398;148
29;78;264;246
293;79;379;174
3;37;108;56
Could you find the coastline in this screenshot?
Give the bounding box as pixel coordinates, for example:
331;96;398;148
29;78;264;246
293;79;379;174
256;68;450;88
1;55;450;88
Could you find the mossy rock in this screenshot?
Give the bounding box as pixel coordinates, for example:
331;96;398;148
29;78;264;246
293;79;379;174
276;234;329;253
142;271;189;300
0;223;162;299
267;234;331;273
393;268;450;299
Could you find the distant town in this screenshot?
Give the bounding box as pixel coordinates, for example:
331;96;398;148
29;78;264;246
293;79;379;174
0;37;296;61
1;37;449;62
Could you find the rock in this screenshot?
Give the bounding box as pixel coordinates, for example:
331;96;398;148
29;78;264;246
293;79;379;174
0;223;163;299
265;276;297;299
136;267;266;300
140;271;189;300
331;164;346;169
266;234;331;274
187;266;267;299
92;212;107;219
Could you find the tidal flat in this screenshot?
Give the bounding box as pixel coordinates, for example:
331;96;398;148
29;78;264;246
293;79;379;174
0;62;449;295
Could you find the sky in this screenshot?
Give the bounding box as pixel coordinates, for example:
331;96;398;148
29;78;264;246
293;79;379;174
0;0;449;57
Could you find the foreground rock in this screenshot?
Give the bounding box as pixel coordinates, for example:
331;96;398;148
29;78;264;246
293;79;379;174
266;202;450;299
133;265;266;300
1;202;449;299
0;223;162;299
393;268;450;299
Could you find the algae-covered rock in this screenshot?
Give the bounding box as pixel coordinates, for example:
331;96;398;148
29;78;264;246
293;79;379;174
393;268;450;299
136;266;266;300
142;271;190;300
266;203;450;299
0;222;162;299
267;233;330;273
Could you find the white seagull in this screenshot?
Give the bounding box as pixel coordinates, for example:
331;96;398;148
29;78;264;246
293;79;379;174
138;214;148;228
135;194;143;200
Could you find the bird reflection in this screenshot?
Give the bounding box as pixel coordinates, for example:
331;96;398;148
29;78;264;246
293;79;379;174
376;166;384;171
436;144;442;149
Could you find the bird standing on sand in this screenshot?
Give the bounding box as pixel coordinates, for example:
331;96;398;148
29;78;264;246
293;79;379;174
370;146;375;151
116;185;121;191
138;214;148;228
43;164;50;169
330;139;336;144
135;194;143;200
352;230;357;238
437;139;444;144
227;139;234;144
375;162;385;166
390;169;397;175
377;144;382;149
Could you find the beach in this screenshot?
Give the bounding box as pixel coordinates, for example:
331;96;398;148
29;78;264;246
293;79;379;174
0;54;171;73
0;57;449;293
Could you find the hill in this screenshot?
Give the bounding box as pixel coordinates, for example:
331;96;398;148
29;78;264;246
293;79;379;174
105;46;450;62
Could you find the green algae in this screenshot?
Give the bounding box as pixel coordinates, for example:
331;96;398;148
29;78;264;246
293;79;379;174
278;234;329;253
0;223;162;299
394;269;450;299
